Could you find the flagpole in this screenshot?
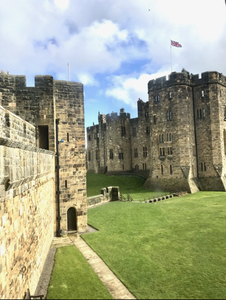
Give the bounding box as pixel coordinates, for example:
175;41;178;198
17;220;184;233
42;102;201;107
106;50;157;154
170;40;172;72
68;63;70;81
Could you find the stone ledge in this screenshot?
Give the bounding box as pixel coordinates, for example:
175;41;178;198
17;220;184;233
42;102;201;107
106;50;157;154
0;137;55;155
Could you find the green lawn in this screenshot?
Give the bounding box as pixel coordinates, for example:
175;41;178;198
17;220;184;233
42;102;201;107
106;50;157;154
47;245;113;299
87;173;169;200
83;192;226;299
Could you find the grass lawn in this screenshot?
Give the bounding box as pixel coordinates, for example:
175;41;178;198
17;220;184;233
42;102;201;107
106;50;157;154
87;173;169;200
83;192;226;299
47;245;113;299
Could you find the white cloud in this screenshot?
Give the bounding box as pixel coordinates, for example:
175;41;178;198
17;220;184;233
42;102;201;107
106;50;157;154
54;0;69;10
106;71;170;108
0;0;226;97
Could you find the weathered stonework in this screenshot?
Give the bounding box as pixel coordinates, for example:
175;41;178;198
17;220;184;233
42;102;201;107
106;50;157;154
87;70;226;192
0;106;55;299
0;72;87;298
87;186;120;207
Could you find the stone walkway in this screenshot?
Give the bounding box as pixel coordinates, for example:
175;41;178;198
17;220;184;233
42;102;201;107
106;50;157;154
36;227;136;299
69;234;136;299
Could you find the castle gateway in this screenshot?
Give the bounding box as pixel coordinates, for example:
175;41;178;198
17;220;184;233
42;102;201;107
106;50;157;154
87;70;226;193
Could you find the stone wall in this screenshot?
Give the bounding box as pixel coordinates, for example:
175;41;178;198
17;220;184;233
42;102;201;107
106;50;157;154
0;107;55;299
87;187;120;207
87;70;226;193
0;72;87;234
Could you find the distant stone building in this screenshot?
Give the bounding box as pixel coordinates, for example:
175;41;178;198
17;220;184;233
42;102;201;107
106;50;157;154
87;70;226;193
0;72;86;298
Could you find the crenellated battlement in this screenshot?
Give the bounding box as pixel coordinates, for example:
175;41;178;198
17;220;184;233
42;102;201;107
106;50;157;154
148;70;226;91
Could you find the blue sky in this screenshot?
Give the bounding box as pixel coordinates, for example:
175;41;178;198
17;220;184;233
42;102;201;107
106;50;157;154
0;0;226;130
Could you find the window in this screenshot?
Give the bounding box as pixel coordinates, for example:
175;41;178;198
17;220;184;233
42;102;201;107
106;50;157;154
161;165;163;175
197;108;206;119
143;147;147;158
143;163;147;170
159;134;164;143
121;126;126;136
168;92;172;100
167;111;172;121
160;148;165;156
109;149;113;160
153;115;157;124
145;111;149;118
132;127;137;137
203;109;205;118
170;165;173;175
168;147;173;155
134;148;138;158
119;149;124;160
65;180;67;188
201;90;205;98
88;135;91;141
146;126;150;135
154;95;160;103
88;151;91;161
67;133;69;142
167;133;172;141
23;124;26;134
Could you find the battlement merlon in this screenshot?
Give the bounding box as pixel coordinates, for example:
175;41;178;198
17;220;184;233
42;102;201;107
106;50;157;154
148;71;226;92
0;73;26;89
87;124;99;132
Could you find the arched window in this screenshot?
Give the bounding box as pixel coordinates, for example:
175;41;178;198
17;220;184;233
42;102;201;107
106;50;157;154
119;149;124;160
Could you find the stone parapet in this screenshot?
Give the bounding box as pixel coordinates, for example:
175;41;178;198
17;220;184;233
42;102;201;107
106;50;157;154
0;105;35;145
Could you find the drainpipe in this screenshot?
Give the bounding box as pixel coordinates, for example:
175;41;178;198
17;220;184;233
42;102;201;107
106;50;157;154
56;119;61;237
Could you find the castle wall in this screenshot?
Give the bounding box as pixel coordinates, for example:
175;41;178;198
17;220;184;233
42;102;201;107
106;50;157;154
54;80;87;233
131;100;150;178
105;110;132;173
87;125;100;173
0;107;55;299
87;70;226;193
0;74;56;151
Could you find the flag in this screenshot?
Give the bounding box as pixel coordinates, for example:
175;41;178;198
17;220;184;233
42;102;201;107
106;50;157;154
171;40;182;47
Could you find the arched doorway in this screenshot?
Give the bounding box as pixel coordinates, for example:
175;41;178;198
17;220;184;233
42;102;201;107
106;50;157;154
67;207;77;231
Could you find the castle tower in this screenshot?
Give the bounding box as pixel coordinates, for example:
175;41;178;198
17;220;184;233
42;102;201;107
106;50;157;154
0;73;87;234
144;71;199;193
54;80;87;234
105;109;132;173
192;71;226;190
130;99;151;177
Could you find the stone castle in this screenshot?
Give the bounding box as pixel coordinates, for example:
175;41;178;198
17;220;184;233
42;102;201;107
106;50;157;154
87;69;226;193
0;72;87;298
